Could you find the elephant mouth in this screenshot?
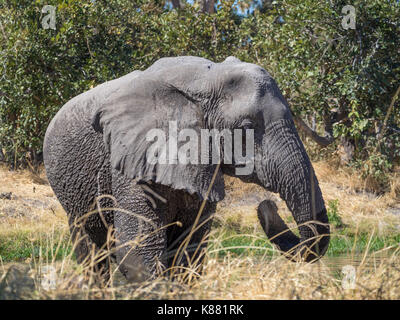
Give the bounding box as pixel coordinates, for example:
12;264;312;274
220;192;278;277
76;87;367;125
257;199;330;263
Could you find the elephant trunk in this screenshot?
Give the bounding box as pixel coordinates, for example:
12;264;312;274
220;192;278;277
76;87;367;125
256;119;330;262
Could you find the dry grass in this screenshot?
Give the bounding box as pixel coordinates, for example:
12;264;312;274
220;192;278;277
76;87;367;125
192;250;400;299
0;162;400;299
0;164;67;234
1;231;400;300
313;161;400;236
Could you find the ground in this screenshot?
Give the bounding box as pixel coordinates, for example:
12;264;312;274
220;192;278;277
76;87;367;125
0;161;399;299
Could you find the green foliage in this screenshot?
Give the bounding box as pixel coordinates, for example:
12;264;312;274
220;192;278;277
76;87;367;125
210;223;400;257
240;0;400;188
0;0;241;166
0;230;71;262
327;199;344;228
325;232;400;255
0;0;399;185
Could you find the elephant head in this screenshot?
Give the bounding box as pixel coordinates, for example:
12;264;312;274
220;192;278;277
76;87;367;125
92;56;330;262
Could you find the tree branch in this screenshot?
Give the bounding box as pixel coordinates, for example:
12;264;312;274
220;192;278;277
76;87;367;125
171;0;181;9
293;116;335;147
375;84;400;152
378;85;400;141
201;0;215;13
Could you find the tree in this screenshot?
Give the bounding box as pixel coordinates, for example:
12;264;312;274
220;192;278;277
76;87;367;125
0;0;398;191
238;0;400;188
170;0;181;9
201;0;215;13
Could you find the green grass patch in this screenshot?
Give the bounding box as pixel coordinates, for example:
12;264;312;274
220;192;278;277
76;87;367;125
0;231;72;263
210;199;399;258
1;224;399;263
326;231;400;255
208;229;275;258
209;227;400;258
327;199;344;229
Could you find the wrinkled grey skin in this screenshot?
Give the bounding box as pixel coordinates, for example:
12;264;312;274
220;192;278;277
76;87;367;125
43;56;330;283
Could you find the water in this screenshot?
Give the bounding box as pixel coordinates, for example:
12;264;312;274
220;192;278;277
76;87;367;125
320;250;396;274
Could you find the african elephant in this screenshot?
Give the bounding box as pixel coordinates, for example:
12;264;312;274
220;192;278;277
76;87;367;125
43;56;330;283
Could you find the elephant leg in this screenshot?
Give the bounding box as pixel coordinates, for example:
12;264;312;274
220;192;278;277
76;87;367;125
111;169;167;282
166;203;216;277
45;124;115;285
68;161;114;286
68;220;111;286
181;217;213;275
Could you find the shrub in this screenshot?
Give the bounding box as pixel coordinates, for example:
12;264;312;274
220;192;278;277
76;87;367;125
0;0;398;191
237;0;400;189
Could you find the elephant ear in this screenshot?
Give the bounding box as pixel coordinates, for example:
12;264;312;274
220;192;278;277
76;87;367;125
92;73;225;202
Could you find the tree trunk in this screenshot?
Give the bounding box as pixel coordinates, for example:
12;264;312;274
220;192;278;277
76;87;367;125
201;0;215;13
293;116;334;147
171;0;181;9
